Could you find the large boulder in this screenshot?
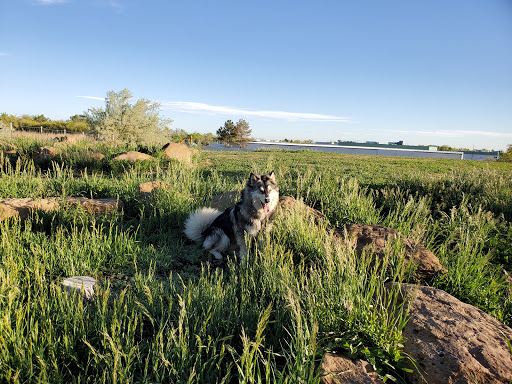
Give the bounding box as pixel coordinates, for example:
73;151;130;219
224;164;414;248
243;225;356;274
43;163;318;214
397;284;512;384
161;142;192;165
319;353;384;384
113;151;154;162
336;224;447;281
0;197;123;221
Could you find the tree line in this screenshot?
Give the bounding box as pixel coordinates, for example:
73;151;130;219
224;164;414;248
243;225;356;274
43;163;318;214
0;112;90;132
1;89;252;147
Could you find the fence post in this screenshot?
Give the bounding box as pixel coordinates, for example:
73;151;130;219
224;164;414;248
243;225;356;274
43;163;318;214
64;129;67;137
40;126;43;135
10;122;13;139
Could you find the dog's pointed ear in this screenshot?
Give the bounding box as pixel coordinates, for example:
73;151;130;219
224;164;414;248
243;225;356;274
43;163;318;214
249;173;260;185
268;170;276;181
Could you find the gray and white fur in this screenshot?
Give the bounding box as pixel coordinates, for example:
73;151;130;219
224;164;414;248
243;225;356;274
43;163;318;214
184;171;279;260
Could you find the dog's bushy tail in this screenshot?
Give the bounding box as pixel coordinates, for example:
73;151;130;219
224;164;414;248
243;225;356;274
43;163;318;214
184;207;221;242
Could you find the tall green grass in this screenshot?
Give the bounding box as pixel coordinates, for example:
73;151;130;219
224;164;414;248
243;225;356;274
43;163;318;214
1;140;511;382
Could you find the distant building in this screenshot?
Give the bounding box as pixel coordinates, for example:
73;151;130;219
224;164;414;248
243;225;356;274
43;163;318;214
205;141;497;161
462;151;499;161
247;141;463;159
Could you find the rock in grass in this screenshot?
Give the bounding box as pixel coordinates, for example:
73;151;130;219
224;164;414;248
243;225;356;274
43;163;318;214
138;181;169;199
1;149;17;159
61;276;96;300
335;224;447;281
33;146;58;163
397;283;512;384
86;149;105;161
0;197;124;221
277;196;326;222
0;198;60;220
319;353;384;384
113;151;154;162
161;142;192;165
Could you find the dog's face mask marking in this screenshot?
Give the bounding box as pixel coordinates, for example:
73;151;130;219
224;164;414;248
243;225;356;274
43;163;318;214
249;171;278;213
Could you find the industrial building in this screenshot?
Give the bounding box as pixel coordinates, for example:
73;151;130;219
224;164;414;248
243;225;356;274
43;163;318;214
247;141;465;159
204;141;499;160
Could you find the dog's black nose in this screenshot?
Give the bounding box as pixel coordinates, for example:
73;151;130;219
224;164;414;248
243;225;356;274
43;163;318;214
265;197;270;203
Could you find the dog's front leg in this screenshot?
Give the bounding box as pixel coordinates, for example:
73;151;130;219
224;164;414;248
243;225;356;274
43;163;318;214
238;243;248;261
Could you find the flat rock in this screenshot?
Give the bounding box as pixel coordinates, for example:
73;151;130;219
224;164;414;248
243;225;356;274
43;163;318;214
397;284;512;384
161;142;192;164
113;151;154;162
1;149;17;158
319;353;384;384
61;276;96;300
0;197;123;221
336;224;447;281
0;198;60;220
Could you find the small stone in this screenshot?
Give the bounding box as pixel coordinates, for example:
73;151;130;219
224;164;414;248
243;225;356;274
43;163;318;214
61;276;96;300
138;181;168;196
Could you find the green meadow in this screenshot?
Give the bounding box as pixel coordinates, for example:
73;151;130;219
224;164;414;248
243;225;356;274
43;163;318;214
1;137;511;383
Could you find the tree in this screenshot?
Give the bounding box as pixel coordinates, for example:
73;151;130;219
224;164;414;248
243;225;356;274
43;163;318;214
216;120;236;146
234;119;252;148
500;144;512;162
85;89;173;145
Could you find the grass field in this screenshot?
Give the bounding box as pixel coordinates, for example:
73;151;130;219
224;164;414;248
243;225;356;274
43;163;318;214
1;137;511;383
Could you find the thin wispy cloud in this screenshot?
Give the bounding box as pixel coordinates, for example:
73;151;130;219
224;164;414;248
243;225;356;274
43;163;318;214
0;52;10;57
76;96;105;101
76;97;350;122
393;130;512;138
34;0;70;4
161;101;350;122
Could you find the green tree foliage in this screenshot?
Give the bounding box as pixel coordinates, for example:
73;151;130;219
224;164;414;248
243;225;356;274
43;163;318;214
216;119;252;147
85;89;173;145
438;145;459;152
500;144;512;162
216;119;236;145
234;118;252;148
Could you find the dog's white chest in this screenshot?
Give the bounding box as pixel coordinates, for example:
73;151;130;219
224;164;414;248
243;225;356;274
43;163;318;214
245;221;262;237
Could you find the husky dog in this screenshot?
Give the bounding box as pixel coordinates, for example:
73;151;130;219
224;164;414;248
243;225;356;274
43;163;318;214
184;171;279;260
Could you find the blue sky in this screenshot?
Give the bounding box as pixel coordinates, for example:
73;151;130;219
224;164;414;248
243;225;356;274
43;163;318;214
1;0;511;150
